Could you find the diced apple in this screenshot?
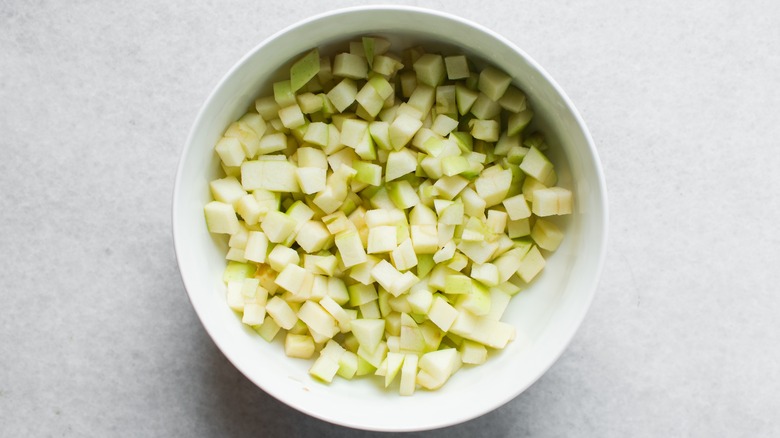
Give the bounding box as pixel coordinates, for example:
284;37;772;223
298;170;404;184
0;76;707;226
417;348;460;390
444;55;470;80
474;167;512;207
209;176;247;205
389;114;423;150
390;239;418;271
265;296;298;330
333;52;368;80
285;333;315;359
204;201;240;235
214;137;245;167
517;245;546;282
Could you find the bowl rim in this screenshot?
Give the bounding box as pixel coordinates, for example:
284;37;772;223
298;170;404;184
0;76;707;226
173;4;609;432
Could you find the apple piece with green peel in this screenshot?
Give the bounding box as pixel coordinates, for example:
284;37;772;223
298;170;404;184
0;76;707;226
290;49;320;92
520;146;553;182
455;84;478;115
456;280;491;316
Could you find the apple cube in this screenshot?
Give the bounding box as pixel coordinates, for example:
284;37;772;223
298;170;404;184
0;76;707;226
241;160;299;193
210;176;246;205
298;301;339;339
516;245;546;283
295;220;331;253
389;114;423;150
410;224;438;254
295;167;326;195
367;225;397;254
326;78;358;112
475;168;512;207
417;348;460;390
459;340;488;365
478;66;512;102
273;80;296;106
297;92;324;114
531;218;564;252
285;333;315;359
290;48;319;91
260;211;297;243
278;104;305;129
333;52;368;79
265;296;298;330
498;86;526;113
444;55;469;80
507;109;534;136
390;239;418;271
336;350;359;379
503;193;532;220
327;277;350;306
385;149;418;181
243;231;269;263
414;54;445;87
214;136;245;167
275;264;313;296
204;201;239;235
335;229;367;268
351;318;385;354
266;245;298;273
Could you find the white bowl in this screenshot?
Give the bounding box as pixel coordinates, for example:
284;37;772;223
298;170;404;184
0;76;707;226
173;5;607;432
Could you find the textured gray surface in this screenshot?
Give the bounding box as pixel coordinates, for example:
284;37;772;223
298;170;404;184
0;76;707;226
2;0;779;436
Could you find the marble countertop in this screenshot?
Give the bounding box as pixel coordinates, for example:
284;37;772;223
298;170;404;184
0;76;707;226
2;1;779;436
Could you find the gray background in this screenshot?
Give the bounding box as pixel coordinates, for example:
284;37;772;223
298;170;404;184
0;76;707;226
2;0;779;436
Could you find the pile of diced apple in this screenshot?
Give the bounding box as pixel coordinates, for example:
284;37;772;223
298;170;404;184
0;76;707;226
203;37;573;395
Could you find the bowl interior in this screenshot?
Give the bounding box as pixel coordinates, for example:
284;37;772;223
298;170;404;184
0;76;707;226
173;6;607;432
